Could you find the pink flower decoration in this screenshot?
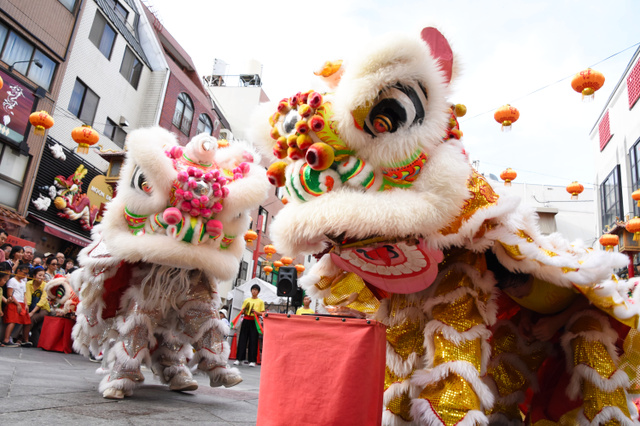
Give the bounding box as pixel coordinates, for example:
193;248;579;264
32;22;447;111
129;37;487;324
212;202;223;213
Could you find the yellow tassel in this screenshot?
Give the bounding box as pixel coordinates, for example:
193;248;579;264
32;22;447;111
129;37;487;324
634;232;640;242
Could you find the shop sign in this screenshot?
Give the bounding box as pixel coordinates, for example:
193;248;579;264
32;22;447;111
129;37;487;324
87;175;113;221
0;69;36;147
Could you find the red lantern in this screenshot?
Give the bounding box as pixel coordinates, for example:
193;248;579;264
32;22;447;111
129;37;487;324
494;105;519;132
264;265;273;274
244;230;258;246
264;244;277;259
626;217;640;242
273;260;283;270
566;181;584;200
72;125;99;154
0;75;3;90
633;189;640;208
599;234;619;252
500;168;517;186
295;264;305;274
280;256;293;266
571;68;605;102
29;111;54;136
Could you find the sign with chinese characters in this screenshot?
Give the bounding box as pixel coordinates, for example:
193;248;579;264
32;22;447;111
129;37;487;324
0;69;36;146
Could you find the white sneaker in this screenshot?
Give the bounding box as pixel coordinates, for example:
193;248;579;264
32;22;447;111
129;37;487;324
248;362;256;367
233;360;240;366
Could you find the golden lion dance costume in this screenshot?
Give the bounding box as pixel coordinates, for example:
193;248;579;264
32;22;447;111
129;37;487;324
252;27;640;424
71;128;269;399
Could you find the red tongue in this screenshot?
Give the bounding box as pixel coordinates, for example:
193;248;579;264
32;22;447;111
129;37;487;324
358;246;393;266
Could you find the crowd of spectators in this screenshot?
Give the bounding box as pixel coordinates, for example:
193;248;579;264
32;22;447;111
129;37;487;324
0;228;79;347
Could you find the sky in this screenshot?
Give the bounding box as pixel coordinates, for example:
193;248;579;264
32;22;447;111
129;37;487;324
146;0;640;188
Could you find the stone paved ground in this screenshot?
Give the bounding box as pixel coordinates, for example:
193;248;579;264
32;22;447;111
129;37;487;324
0;347;260;425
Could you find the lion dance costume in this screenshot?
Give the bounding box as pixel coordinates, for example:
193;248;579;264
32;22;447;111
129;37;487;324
252;27;640;424
72;128;269;399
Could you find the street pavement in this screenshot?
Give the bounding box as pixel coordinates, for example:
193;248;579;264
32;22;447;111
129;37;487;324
0;346;261;425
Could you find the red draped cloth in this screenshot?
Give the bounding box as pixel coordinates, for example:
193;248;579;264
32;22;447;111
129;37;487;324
37;316;75;354
257;314;386;426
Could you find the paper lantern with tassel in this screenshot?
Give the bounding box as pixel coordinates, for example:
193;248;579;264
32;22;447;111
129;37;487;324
273;260;283;270
500;168;517;186
494;104;519;132
280;256;293;266
566;181;584;200
599;233;619;252
633;189;640;207
264;244;277;259
72;125;99;154
571;68;605;102
244;230;258;246
29;111;54;136
263;265;273;274
626;217;640;241
295;264;305;274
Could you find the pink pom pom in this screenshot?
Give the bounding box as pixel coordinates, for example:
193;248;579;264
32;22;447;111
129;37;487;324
183;191;193;201
199;195;209;205
177;171;189;182
219;177;228;186
221;187;229;198
188;167;197;176
212;202;223;213
234;173;243;180
204;173;213;182
188;180;198;189
206;219;223;237
242;152;254;163
193;169;203;178
201;208;212;218
190;209;201;217
175;188;185;199
191;198;201;208
213;190;222;198
212;170;220;178
163;207;182;225
239;162;250;174
212;182;221;191
180;201;192;212
233;167;241;175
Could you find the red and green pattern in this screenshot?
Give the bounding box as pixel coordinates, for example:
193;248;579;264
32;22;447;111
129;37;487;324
339;157;365;183
315;102;353;160
380;150;428;190
231;312;242;328
124;207;148;235
299;163;335;196
220;234;235;249
254;316;263;335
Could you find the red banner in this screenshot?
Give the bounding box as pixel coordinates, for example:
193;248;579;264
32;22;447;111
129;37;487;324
0;69;36;146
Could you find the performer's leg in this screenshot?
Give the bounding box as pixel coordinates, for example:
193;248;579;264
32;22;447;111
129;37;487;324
410;250;497;425
179;281;242;388
247;321;259;363
562;309;637;424
100;293;158;399
151;331;198;392
236;320;250;362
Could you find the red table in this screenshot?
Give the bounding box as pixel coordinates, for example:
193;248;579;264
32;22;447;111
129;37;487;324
37;316;75;354
257;314;387;426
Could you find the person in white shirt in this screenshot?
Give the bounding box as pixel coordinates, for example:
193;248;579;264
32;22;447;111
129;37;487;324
2;264;31;347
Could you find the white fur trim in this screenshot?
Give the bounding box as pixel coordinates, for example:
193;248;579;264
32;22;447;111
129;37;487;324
567;365;630;400
576;406;636;426
410;398;488;426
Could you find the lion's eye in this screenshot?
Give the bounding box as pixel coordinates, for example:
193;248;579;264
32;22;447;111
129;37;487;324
361;83;428;138
131;167;152;195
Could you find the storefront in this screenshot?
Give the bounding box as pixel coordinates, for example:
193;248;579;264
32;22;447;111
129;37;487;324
23;137;111;259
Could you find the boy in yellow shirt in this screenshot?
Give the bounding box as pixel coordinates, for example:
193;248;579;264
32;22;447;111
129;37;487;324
296;295;314;315
234;284;264;367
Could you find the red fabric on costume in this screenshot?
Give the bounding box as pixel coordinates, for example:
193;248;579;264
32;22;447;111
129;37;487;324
101;261;134;319
38;316;75;353
257;314;386;426
529;354;581;423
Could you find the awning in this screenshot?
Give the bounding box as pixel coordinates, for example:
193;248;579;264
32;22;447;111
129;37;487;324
40;219;92;247
0;205;28;227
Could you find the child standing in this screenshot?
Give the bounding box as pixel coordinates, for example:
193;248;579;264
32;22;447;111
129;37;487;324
3;263;31;347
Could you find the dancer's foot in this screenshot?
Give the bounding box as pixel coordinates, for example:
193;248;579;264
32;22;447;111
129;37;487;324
102;388;133;399
210;370;243;388
169;372;199;392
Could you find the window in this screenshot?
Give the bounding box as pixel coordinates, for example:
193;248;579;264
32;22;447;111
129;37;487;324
104;118;127;148
197;114;213;135
0;23;56;90
172;93;194;135
89;13;116;59
58;0;77;12
105;0;128;24
258;206;268;233
631;139;640;217
0;142;29;208
68;79;99;126
119;47;142;89
600;165;622;231
237;260;248;282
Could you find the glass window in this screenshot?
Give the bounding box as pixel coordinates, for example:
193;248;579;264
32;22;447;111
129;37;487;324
27;50;55;90
89;13;116;59
58;0;76;12
104;118;127;148
258;206;268;233
172;93;194;135
105;0;128;23
0;22;8;49
68;79;99;126
119;47;142;89
0;143;28;209
197;114;213;135
600;165;622;231
2;32;34;74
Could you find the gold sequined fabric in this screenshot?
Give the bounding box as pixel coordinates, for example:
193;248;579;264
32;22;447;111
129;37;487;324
432;293;484;332
182;305;215;338
433;332;482;371
573;285;639;328
487;400;521;420
385;392;413;422
122;325;150;359
499;242;524;260
386;318;425;360
571;338;617;378
440;171;499;236
418;373;481;426
619;329;640;392
323;272;380;314
488;360;528;397
384;366;412;391
582;382;630;420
